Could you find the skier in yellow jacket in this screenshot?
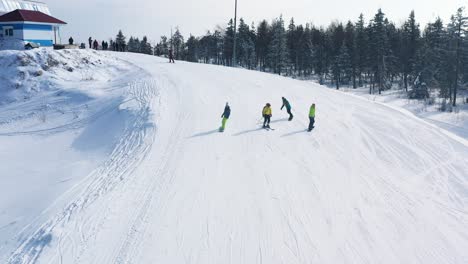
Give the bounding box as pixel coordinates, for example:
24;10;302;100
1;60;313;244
262;103;272;128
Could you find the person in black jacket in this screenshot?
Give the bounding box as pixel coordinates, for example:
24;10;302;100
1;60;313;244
219;103;231;132
169;49;175;63
69;37;74;45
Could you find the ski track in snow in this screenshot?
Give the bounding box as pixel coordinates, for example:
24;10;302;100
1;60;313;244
3;53;468;264
5;68;159;264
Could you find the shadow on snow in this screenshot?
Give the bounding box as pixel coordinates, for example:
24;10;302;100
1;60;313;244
189;129;220;138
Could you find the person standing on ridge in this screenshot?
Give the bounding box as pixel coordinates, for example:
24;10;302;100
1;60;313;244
93;39;99;50
88;37;92;49
219;103;231;132
281;97;294;121
169;49;175;63
308;103;316;132
69;37;74;45
262;103;272;128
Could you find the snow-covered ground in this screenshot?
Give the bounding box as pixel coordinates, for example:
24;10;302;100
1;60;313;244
1;50;468;264
0;49;156;262
337;86;468;140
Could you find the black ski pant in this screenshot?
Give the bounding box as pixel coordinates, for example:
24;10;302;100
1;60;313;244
308;117;315;131
286;108;293;120
263;115;271;127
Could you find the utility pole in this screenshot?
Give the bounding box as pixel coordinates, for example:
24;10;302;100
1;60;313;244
232;0;238;67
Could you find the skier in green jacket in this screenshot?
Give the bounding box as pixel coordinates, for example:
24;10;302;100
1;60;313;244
308;104;316;132
281;97;294;121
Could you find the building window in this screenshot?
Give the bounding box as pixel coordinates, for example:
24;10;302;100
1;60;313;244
4;28;13;36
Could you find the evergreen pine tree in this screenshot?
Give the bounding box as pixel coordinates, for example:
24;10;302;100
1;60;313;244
448;7;467;106
287;18;297;74
236;18;256;68
127;37;136;53
344;21;358;88
141;36;153;55
186;35;199;62
171;28;185;60
224;19;235;66
369;9;389;94
401;11;421;91
256;20;271;71
267;16;289;75
355;14;368;87
415;18;445;98
115;30;126;52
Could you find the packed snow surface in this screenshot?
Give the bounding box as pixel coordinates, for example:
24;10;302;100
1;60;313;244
337;87;468;141
1;50;467;264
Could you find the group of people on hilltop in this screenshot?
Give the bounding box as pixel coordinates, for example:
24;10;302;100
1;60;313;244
83;37;109;50
220;97;316;133
101;41;110;50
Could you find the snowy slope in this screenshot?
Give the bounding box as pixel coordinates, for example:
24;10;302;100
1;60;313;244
1;51;468;264
336;87;468;141
0;49;155;262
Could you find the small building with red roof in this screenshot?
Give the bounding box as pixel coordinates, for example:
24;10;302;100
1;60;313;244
0;9;66;49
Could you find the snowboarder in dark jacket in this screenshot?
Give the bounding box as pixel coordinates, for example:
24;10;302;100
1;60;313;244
69;37;74;45
281;97;293;121
220;103;231;132
93;40;99;50
169;49;175;63
88;37;92;49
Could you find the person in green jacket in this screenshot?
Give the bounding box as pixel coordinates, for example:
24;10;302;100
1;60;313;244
308;104;316;132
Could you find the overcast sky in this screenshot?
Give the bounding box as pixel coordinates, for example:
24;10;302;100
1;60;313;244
46;0;466;44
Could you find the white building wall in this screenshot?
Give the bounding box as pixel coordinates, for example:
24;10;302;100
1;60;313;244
22;28;52;40
14;28;23;38
1;22;57;48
